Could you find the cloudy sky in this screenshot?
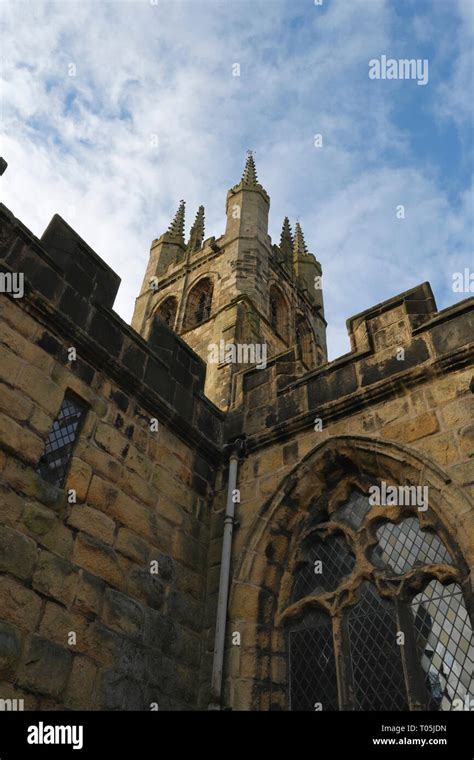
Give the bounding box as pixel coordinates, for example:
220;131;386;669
1;0;472;359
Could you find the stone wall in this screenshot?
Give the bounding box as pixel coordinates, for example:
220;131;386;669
220;283;473;709
0;204;223;710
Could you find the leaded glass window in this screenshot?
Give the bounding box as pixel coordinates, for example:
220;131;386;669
411;580;473;711
36;392;87;487
371;518;452;574
348;583;408;710
288;610;338;711
286;488;472;712
292;531;355;601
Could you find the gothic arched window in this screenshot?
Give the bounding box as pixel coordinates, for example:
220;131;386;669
295;316;314;368
183;278;213;330
269;285;289;343
155;296;178;329
286;489;473;711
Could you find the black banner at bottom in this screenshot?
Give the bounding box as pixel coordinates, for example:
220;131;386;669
0;710;471;757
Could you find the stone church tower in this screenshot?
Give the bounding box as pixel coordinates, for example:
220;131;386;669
131;154;327;409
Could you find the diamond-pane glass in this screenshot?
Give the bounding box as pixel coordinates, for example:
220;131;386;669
371;517;452;575
289;612;338;711
36;394;87;487
348;582;409;710
335;491;371;530
411;581;474;711
292;533;355;601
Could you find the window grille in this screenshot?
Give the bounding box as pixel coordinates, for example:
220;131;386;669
36;392;87;488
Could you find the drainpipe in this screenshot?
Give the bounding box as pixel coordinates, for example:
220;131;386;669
209;438;246;710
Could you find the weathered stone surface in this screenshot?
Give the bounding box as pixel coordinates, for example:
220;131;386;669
0;621;22;680
0;412;43;465
38;602;88;651
22;505;73;559
118;638;146;681
73;570;105;617
115;528;149;564
73;533;124;589
431;311;474;355
65;458;93;503
102;588;144;639
127;566;165;611
0;575;42;630
5;461;65;511
0;524;37;580
0;381;33;422
97;670;144;711
0;484;23;528
22;503;56;537
64;655;98;710
381;412;439;443
167;591;203;633
359;338;430;386
32;550;78;606
459;424;474;458
94;423;129;460
67;505;115;545
17;636;72;697
84;622;122;667
14;365;63;416
86;475;119;511
308;363;358;407
143;608;177;652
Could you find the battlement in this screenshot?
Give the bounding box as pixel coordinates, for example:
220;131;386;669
226;283;474;446
0;203;223;456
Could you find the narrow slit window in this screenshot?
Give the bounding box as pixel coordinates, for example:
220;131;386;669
36;392;87;487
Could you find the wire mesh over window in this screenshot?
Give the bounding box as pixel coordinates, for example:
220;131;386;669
411;580;474;711
348;582;409;711
288;611;338;711
371;517;452;575
36;392;87;488
292;532;355;601
334;491;371;530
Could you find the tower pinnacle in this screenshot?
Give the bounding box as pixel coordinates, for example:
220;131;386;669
188;205;205;251
293;221;308;258
167;200;186;242
241;151;258;186
280;217;293;253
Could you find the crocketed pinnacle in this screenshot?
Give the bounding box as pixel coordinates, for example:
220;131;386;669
167;200;186;242
188;205;205;251
241;153;258;186
293;221;308;258
280;216;294;258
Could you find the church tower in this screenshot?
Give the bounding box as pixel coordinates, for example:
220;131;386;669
131;154;327;410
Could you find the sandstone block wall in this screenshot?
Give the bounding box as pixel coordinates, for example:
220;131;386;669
0;204;223;710
220;284;473;709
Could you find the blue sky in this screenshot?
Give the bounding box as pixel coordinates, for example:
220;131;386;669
1;0;472;358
